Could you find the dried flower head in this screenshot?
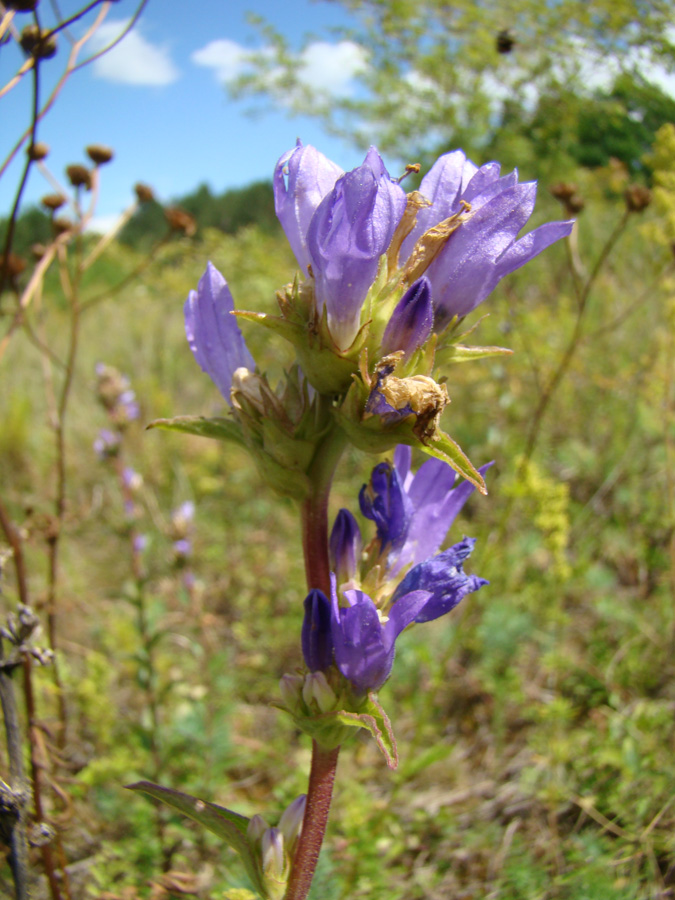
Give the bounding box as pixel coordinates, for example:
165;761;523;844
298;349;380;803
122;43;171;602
86;144;114;166
165;206;197;236
52;216;74;235
66;164;92;190
0;252;27;281
7;0;40;11
20;25;57;59
624;184;651;213
496;28;516;53
27;141;49;161
41;193;67;212
134;182;155;204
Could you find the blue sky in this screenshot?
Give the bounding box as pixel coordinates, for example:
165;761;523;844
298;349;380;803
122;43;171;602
1;0;371;228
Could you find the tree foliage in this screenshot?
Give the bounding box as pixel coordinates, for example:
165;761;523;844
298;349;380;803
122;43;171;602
230;0;675;171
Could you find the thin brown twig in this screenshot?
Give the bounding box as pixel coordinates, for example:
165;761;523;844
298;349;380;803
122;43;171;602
71;0;149;72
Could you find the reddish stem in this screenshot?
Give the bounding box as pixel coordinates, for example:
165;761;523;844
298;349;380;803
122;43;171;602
284;742;340;900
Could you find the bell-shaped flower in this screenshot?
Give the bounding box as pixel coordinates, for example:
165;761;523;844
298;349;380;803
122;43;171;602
330;574;431;693
361;445;492;577
306;147;407;349
301;589;333;672
380;276;434;359
399;150;574;329
274;140;344;273
184;262;255;404
329;508;362;586
391;536;488;623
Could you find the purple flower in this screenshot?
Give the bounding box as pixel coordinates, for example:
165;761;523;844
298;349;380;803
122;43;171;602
361;445;493;576
302;589;333;672
93;428;120;459
391;536;488;623
184;262;255;404
400;150;574;328
330;574;430;693
329;509;362;586
173;538;192;559
381;276;434;359
274;140;344;274
307;147;407;349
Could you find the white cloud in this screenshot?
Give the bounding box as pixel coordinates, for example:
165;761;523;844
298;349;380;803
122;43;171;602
191;38;367;96
89;20;179;86
86;213;124;234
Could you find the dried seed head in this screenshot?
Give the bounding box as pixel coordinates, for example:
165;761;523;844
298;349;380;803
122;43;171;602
0;253;27;280
549;182;578;203
66;164;92;190
165;206;197;236
20;25;57;59
624;184;651;213
7;0;40;11
27;141;49;161
41;193;67;212
86;144;114;166
134;182;155;204
31;243;47;261
496;28;516;54
52;216;73;235
565;193;585;214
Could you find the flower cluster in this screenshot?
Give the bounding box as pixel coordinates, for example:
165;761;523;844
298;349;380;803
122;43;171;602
301;446;489;695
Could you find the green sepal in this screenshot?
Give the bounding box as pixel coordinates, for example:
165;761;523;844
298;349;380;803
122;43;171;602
247;444;311;500
438;343;513;364
127;781;266;897
147;415;245;446
334;693;398;769
417;429;487;494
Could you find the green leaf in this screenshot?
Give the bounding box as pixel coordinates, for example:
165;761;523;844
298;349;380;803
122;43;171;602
147;415;245;446
334;694;399;769
440;343;514;363
127;781;264;896
422;430;487;494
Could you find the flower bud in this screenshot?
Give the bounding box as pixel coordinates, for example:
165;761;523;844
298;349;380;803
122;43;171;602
302;671;337;713
301;589;333;672
381;276;433;359
86;144;114;166
279;673;304;712
329;509;362;586
278;795;306;854
247;814;269;845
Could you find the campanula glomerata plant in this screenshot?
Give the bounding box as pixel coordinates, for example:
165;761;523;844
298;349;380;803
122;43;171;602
132;141;573;900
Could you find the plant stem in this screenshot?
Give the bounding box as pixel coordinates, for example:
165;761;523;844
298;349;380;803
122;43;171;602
284;743;340;900
286;418;346;899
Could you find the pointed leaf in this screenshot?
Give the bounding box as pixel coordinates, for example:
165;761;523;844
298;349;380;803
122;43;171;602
127;781;265;895
440;343;513;363
334;694;398;769
147;416;245;446
421;430;487;494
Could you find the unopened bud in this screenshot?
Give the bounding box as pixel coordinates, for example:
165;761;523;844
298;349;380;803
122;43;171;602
624;184;651;213
302;671;337;713
381;276;433;359
278;795;306;853
27;141;49;161
301;590;333;673
247;814;269;845
261;827;286;880
134;182;155;204
279;673;304;711
329;509;362;586
41;193;66;212
165;206;196;236
66;164;92;190
86;144;114;166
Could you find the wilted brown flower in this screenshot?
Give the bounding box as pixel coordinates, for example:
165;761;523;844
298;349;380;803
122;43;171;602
66;164;92;190
134;182;155;204
624;184;651;213
165;207;197;236
86;144;114;166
